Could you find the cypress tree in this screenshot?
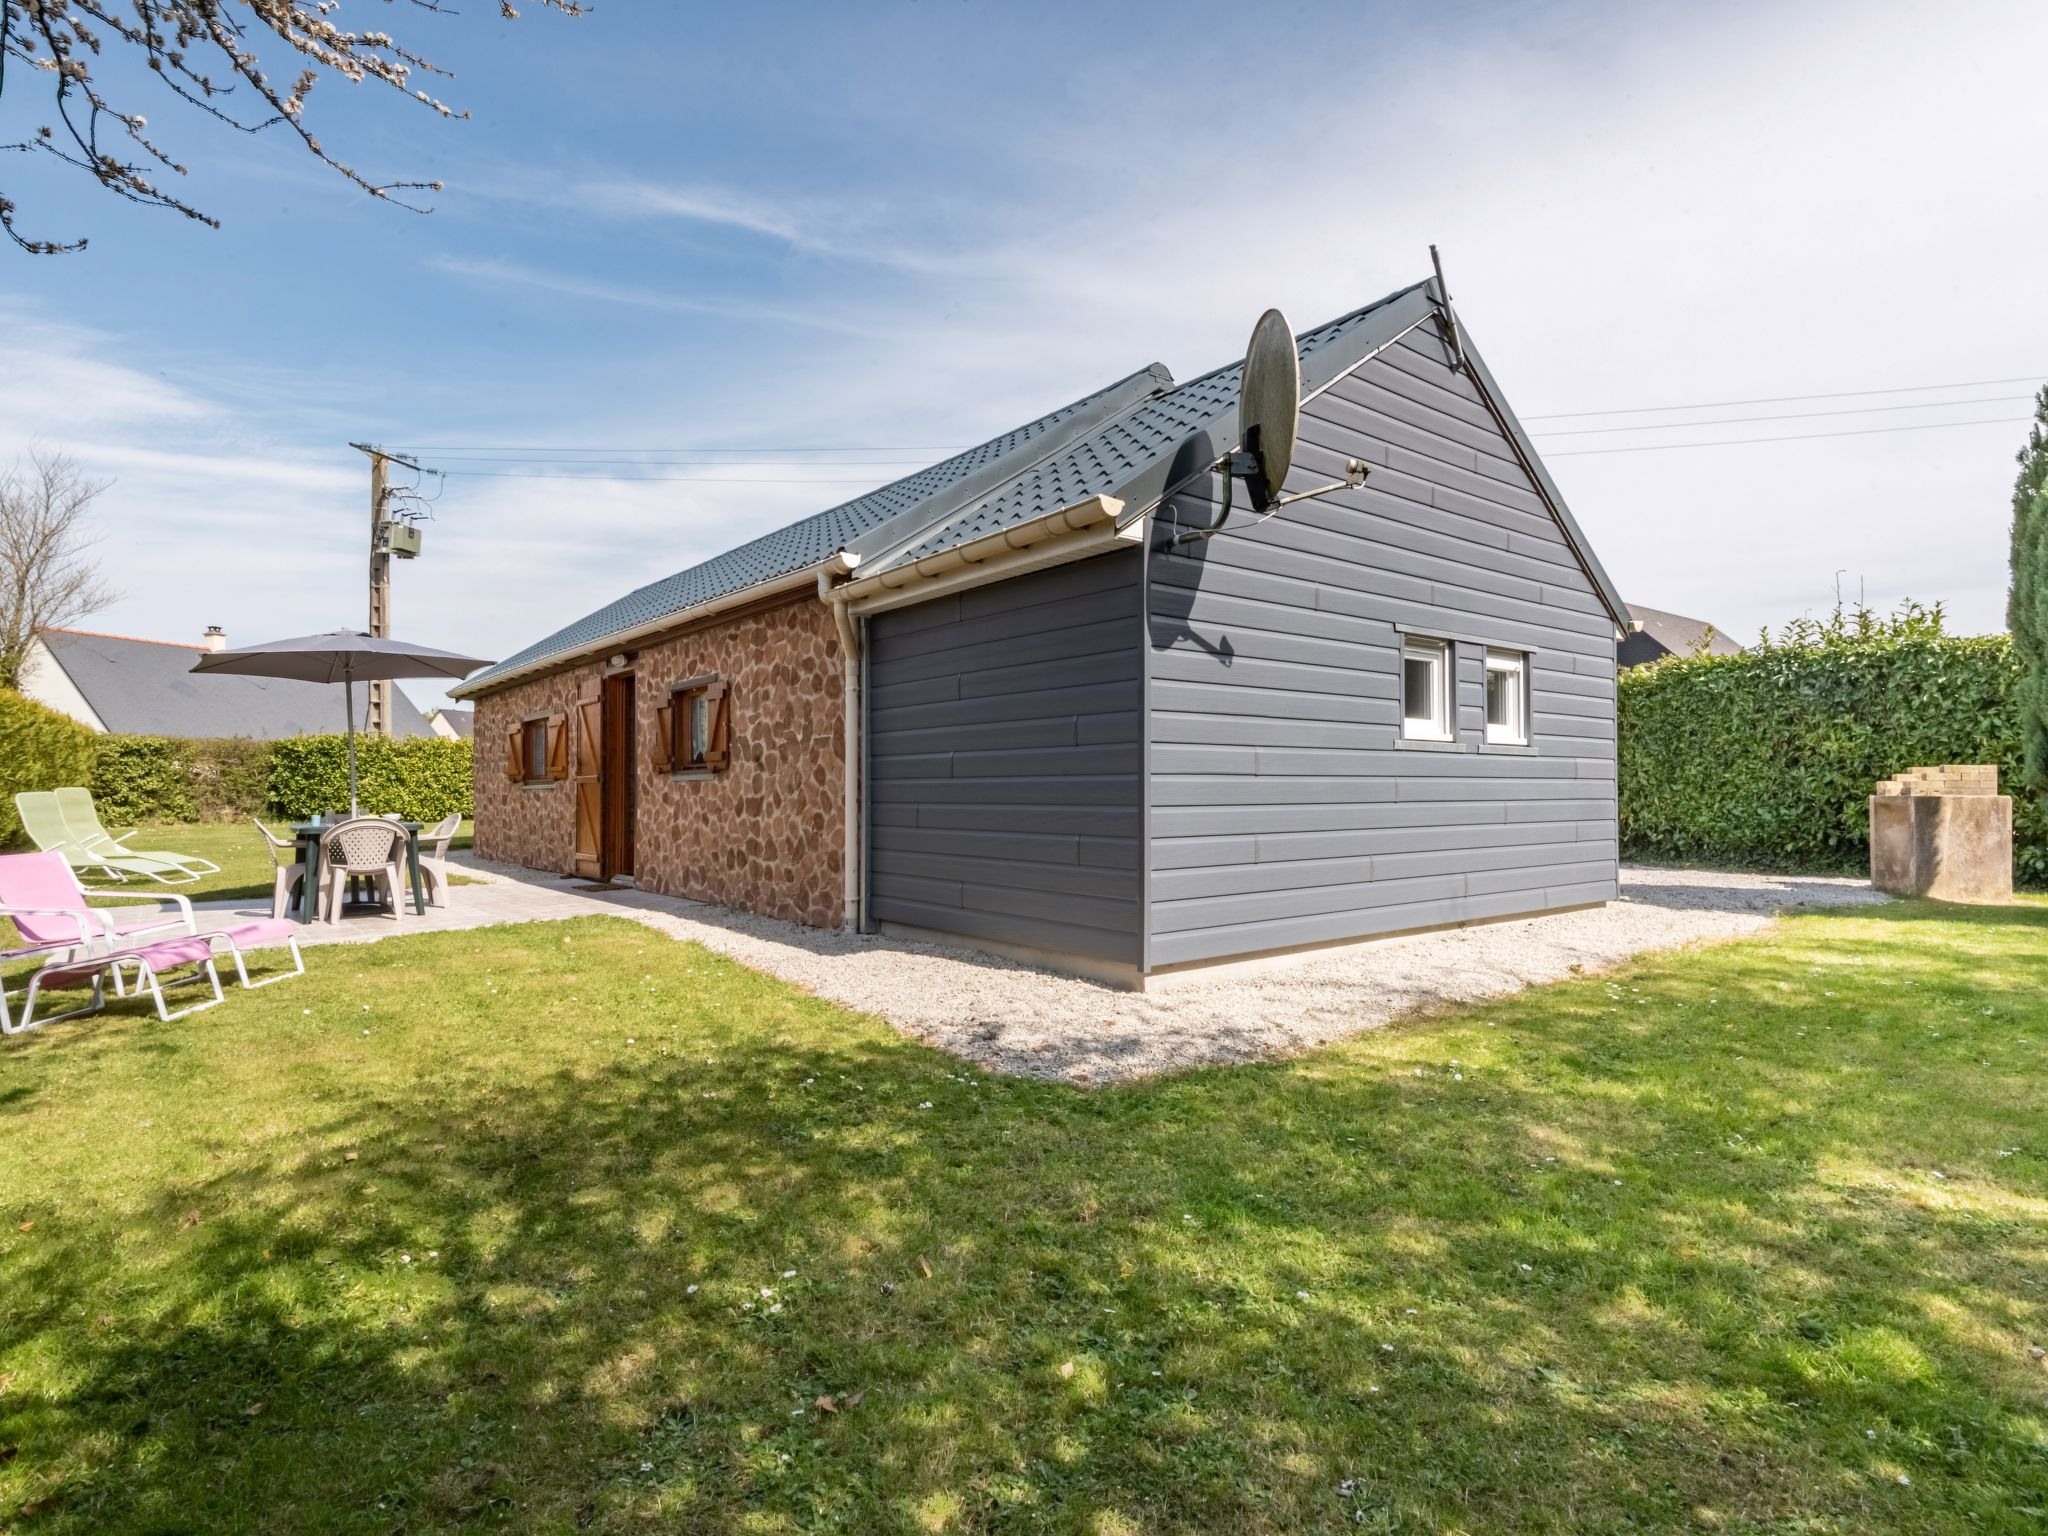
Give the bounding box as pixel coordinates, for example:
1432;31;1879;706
2011;386;2048;792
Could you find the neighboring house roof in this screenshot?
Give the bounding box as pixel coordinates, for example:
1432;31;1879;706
459;278;1627;698
33;628;435;738
1621;604;1745;666
430;707;474;740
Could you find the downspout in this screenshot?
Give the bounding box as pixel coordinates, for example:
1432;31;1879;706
819;568;863;932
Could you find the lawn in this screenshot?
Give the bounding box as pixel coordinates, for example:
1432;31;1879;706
64;819;475;906
1;899;2044;1533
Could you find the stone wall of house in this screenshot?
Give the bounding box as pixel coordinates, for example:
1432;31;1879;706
472;669;583;876
470;593;846;928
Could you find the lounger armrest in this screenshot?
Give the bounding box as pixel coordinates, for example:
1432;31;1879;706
0;904;119;945
78;888;197;930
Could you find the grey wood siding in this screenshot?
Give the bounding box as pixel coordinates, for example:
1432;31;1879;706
867;550;1144;963
1145;325;1618;968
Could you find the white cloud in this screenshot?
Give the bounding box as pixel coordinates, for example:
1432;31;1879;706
429;254;885;335
0;309;216;434
577;179;942;270
9;0;2043;723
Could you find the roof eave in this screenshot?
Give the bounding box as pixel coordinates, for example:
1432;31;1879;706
451;549;859;701
842;363;1174;572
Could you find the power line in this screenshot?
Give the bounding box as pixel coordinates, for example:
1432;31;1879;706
431;415;2035;479
386;374;2047;475
391;443;970;455
1531;394;2035;438
437;469;900;484
1523;374;2044;422
1544;415;2029;457
420;453;940;467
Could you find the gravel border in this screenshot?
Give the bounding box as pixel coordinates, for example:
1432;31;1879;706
451;857;1887;1084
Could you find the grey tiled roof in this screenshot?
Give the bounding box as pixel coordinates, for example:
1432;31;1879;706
39;629;435;739
464;283;1433;695
1621;604;1745;666
881;289;1423;564
465;367;1166;691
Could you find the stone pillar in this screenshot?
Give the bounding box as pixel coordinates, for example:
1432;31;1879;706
1868;765;2013;902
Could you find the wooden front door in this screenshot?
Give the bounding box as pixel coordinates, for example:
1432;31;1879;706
571;680;604;879
601;671;637;880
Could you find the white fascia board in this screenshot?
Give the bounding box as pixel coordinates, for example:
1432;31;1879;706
835;495;1130;617
452;551;859;701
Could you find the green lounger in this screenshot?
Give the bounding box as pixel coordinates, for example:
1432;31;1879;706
12;791;199;885
53;787;220;878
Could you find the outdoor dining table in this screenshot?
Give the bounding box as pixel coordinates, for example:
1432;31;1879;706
289;820;429;922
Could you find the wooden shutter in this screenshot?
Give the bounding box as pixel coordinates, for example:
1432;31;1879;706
651;700;675;774
571;683;602;878
504;726;523;782
545;712;570;781
703;680;731;770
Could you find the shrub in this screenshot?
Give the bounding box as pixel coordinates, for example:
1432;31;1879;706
89;736;274;825
0;689;99;845
90;737;199;824
1618;603;2045;884
266;735;473;822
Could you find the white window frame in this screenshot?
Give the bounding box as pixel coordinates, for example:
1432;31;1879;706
1484;647;1529;745
1401;636;1453;742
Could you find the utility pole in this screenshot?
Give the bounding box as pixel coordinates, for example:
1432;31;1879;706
367;449;392;738
349;442;435;740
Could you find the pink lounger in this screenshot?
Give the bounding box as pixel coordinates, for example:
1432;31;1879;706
14;935;225;1032
204;918;306;990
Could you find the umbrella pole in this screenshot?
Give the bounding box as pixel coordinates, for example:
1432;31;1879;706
344;664;360;817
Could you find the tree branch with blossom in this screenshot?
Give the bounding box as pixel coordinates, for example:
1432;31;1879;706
1;0;584;253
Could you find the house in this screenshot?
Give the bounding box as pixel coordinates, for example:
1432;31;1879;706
19;626;436;738
1618;604;1743;667
426;707;474;741
453;276;1629;987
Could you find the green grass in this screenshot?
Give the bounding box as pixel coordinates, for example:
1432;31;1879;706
2;900;2045;1533
71;819;475;905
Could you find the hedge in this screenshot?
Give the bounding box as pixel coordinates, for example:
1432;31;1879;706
265;735;473;823
0;711;473;845
0;690;100;844
1617;605;2045;883
90;736;272;825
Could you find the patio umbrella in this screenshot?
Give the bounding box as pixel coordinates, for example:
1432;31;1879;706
190;631;494;816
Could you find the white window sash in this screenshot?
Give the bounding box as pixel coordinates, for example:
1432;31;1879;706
1401;638;1452;741
1484;649;1528;745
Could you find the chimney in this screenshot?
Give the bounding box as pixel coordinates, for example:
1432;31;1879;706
202;626;227;652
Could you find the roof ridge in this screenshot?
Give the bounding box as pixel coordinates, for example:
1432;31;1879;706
706;361;1177;569
1147;279;1435;402
44;626;203;650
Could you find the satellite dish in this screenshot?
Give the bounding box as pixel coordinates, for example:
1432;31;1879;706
1236;308;1300;511
1168;304;1366;551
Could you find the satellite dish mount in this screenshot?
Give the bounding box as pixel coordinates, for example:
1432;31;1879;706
1174;307;1369;548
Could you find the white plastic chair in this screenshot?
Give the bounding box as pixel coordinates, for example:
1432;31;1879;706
319;818;407;927
417;813;462;908
253;819;308;921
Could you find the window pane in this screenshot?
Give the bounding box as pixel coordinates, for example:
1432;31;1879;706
1486;666;1512;726
524;721;546;780
690;696;710;762
1484;650;1526;743
1403;656;1433;720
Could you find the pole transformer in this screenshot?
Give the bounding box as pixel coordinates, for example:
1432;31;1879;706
349;442;434;740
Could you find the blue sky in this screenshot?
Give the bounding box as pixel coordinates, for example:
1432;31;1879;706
4;0;2044;713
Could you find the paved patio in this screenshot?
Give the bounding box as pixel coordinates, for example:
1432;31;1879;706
186;856;1887;1083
